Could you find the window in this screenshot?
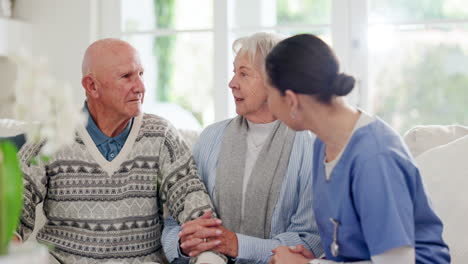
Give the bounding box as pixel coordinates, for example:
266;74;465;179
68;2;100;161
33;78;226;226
102;0;468;133
115;0;333;128
231;0;332;46
120;0;214;128
368;0;468;133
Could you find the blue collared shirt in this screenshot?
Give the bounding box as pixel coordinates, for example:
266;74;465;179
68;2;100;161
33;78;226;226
84;103;133;161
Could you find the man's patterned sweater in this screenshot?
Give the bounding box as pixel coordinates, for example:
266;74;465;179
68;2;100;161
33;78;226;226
18;113;214;263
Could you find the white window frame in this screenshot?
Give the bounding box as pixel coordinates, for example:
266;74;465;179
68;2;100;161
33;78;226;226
97;0;467;125
98;0;363;123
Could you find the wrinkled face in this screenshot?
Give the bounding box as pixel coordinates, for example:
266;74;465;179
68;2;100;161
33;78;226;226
94;46;145;120
229;52;269;119
265;80;304;131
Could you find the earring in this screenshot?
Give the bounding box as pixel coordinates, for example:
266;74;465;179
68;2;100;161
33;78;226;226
290;111;297;119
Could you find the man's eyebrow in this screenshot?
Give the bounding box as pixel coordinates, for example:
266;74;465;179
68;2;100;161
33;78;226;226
116;67;133;74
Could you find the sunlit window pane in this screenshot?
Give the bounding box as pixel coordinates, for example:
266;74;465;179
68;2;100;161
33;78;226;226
232;29;331;48
277;0;331;25
276;28;332;46
370;0;468;23
121;0;154;31
121;0;213;32
369;25;468;134
125;33;214;128
233;0;330;29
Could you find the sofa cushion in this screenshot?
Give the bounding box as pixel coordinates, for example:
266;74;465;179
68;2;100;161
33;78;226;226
178;128;199;150
0;119;27;151
0;119;27;137
415;134;468;262
404;125;468;158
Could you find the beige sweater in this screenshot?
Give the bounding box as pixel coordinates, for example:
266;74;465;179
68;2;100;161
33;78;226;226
18;113;214;264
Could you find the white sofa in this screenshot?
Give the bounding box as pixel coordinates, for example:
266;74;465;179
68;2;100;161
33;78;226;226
404;125;468;263
2;120;467;262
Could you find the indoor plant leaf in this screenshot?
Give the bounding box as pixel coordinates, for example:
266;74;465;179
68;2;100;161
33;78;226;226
0;141;23;255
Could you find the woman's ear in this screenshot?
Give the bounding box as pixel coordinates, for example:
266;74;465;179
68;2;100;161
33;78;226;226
82;75;98;98
284;90;300;119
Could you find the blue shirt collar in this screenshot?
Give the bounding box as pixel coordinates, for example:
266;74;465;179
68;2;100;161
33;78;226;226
84;102;133;147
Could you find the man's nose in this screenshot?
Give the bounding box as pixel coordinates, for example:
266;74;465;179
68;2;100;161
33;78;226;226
134;76;145;94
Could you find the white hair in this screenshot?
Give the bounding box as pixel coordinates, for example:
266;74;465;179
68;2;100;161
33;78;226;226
232;32;285;72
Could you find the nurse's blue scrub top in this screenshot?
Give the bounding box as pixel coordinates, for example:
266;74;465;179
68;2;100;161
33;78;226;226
312;118;450;263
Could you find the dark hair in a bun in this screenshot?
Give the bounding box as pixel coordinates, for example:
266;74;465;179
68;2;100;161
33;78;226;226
265;34;355;104
331;73;355;97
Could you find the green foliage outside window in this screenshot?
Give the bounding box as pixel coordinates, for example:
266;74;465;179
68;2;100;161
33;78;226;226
370;0;468;133
370;0;468;22
277;0;330;25
374;42;468;134
153;0;176;102
152;0;205;125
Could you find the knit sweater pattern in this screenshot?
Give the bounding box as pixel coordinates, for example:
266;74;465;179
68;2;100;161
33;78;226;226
18;113;213;264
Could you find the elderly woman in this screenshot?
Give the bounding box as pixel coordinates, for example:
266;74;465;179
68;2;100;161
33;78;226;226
161;32;323;264
265;34;450;264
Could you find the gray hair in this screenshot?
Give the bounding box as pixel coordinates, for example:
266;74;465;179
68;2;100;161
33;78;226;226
232;32;285;73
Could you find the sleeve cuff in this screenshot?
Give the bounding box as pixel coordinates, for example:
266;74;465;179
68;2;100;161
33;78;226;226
304;233;324;259
236;233;281;262
161;218;186;262
177;242;191;260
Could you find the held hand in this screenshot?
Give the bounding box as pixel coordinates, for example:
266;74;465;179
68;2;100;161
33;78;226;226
269;246;312;264
185;225;239;258
289;244;316;259
179;210;223;256
211;225;238;258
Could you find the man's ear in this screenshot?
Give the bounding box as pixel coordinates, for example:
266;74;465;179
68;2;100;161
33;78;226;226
82;75;98;98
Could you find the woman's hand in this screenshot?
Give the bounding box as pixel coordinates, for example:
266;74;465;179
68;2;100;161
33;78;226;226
181;221;239;258
211;225;238;258
269;245;314;264
179;211;223;256
289;244;316;259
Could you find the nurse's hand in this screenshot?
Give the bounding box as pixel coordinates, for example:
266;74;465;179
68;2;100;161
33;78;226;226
270;246;312;264
289;244;316;259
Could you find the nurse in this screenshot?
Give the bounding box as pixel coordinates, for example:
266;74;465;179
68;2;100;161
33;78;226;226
264;34;450;264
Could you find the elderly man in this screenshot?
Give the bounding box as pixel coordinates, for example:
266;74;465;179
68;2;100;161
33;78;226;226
16;38;219;264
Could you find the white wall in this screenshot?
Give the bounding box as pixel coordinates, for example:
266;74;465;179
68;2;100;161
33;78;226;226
0;16;31;118
12;0;98;105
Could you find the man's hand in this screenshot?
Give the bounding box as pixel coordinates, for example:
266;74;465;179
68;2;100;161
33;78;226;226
269;245;314;264
212;225;238;258
179;211;223;256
